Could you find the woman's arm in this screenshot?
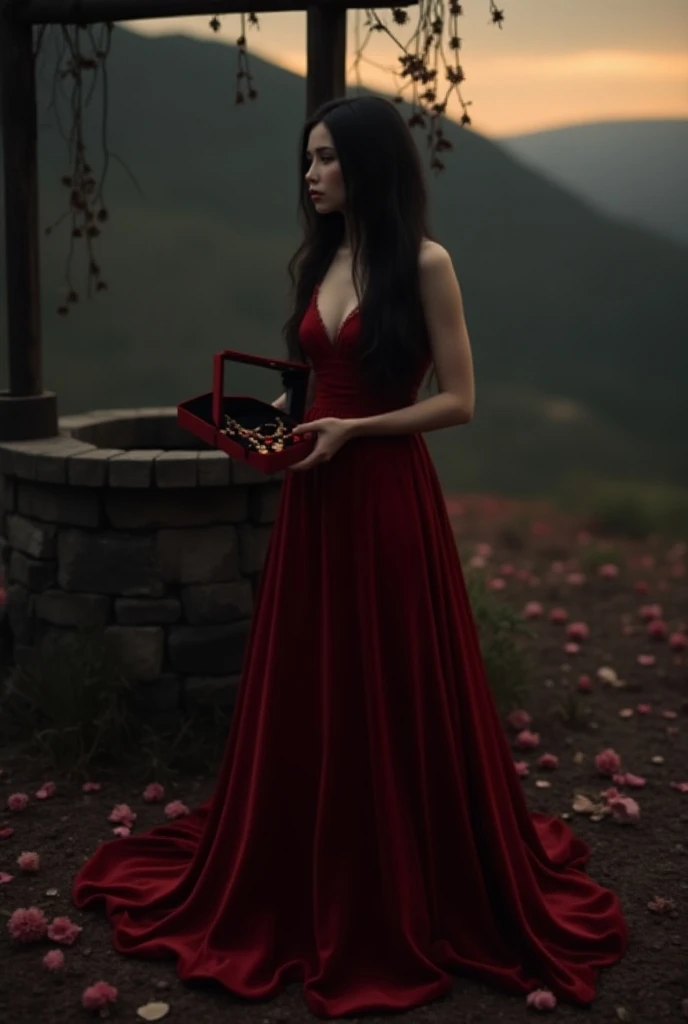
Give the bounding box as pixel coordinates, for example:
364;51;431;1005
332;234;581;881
349;243;474;438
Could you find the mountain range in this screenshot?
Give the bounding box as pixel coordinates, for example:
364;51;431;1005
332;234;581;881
1;26;685;496
498;119;688;247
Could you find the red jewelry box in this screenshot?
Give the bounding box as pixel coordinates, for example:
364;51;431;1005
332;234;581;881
177;349;315;473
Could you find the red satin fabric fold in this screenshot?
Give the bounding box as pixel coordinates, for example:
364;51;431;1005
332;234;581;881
72;291;629;1017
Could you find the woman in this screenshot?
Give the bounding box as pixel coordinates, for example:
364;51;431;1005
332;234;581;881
72;96;629;1018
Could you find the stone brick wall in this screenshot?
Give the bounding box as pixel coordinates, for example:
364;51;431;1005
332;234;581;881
0;409;283;713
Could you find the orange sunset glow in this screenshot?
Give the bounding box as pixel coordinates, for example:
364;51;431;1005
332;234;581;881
127;0;688;136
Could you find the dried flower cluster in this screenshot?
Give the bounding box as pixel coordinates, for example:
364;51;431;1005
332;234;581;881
34;2;506;313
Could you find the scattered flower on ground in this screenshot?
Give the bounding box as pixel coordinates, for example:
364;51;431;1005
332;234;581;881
7;907;49;943
17;851;40;873
82;981;119;1011
7;793;29;812
47;916;83;945
43;949;66;971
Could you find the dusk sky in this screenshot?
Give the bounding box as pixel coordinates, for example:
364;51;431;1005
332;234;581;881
127;0;688;136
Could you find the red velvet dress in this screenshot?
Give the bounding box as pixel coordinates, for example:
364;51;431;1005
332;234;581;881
72;285;629;1017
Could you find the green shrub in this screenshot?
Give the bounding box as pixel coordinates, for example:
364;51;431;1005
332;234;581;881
0;627;236;784
0;628;138;779
578;543;624;574
556;475;688;541
465;571;533;713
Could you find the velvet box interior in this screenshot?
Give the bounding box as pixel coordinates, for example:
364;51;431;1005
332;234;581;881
177;349;315;473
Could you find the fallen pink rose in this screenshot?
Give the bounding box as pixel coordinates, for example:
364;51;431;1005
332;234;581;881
577;675;592;692
526;987;557;1010
515;729;540;751
549;607;568;624
670;781;688;793
82;981;118;1011
636;703;653;715
647;619;669;640
112;825;131;838
598;563;619;578
43;949;66;971
0;827;15;840
564;642;580;654
612;772;646;788
81;781;102;793
566;621;590;642
35;781;56;800
17;851;40;873
537;753;559;770
514;761;530;777
47;915;83;945
523;601;544;619
595;747;622;776
6;793;29;812
607;795;640;824
164;800;191;819
647;895;677;913
108;803;137;825
0;871;14;883
506;708;532;731
669;631;688;651
7;906;49;942
637;654;656;666
143;782;166;803
639;603;663;621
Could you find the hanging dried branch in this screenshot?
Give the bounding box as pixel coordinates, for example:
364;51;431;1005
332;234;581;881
36;1;506;314
371;0;505;170
36;22;116;315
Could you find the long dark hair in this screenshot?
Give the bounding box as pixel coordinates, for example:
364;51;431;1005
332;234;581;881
282;95;436;398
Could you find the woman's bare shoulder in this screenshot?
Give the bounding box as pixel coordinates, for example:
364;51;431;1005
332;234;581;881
420;237;450;266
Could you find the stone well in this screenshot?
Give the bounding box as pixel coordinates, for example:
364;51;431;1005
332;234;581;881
0;408;283;712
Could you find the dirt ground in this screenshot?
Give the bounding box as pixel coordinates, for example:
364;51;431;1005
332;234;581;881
1;496;687;1023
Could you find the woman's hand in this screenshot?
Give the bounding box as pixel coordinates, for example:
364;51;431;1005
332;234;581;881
289;417;356;471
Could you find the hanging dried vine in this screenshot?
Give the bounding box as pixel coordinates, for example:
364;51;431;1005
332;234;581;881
35;2;505;315
34;21;116;316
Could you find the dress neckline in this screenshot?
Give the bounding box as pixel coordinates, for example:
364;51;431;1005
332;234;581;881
314;282;360;347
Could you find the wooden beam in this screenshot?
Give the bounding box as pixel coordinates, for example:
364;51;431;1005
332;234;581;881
306;3;346;118
0;3;58;438
14;0;415;24
0;5;42;397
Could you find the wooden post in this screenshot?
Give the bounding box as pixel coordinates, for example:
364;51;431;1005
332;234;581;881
0;2;57;439
306;4;346;118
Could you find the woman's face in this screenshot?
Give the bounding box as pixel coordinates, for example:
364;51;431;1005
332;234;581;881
304;122;346;214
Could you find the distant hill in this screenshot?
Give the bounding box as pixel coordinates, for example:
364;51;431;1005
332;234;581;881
2;27;686;496
498;120;688;246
